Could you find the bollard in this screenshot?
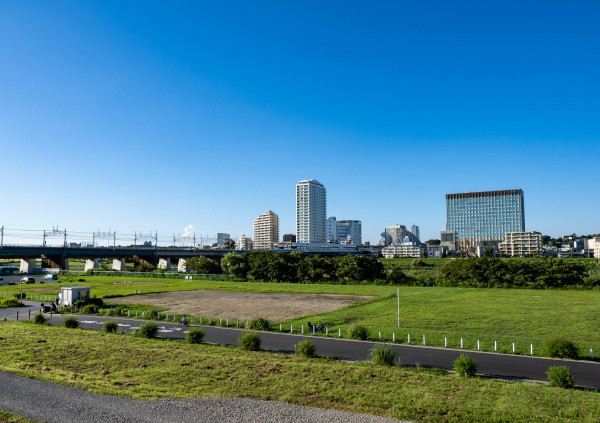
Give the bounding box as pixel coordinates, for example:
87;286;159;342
494;341;497;351
379;332;382;340
174;314;177;322
512;343;515;353
136;311;138;317
290;325;293;333
302;325;304;334
280;324;282;332
128;310;130;317
338;328;341;337
392;333;395;342
423;335;426;345
444;337;447;347
219;318;222;325
460;338;464;348
408;334;411;344
313;325;315;335
477;340;480;350
326;326;328;335
530;344;533;355
226;319;229;326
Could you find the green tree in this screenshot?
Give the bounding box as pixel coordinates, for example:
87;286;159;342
221;252;248;279
427;239;441;245
185;256;222;274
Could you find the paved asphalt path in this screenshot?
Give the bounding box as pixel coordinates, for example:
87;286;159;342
5;301;600;389
0;371;407;423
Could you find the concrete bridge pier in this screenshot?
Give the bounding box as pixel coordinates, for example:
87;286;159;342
84;259;99;272
41;255;68;270
178;258;187;272
158;258;172;271
112;258;126;271
20;259;37;273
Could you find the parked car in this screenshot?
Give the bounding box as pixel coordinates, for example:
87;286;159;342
44;274;58;281
20;277;35;284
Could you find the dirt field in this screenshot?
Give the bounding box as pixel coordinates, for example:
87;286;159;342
108;290;375;321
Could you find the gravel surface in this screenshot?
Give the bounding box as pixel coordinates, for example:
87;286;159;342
0;371;410;423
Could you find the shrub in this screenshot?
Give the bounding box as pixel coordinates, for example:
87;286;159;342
238;332;261;351
82;305;97;314
0;298;22;307
248;317;270;331
547;366;574;389
453;354;477;377
134;322;159;338
103;321;118;333
33;312;47;325
370;344;395;366
186;328;205;344
63;316;79;328
75;297;103;308
348;324;369;340
545;338;579;359
295;340;316;358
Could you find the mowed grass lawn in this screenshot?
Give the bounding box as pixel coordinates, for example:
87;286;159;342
4;275;600;356
1;322;599;423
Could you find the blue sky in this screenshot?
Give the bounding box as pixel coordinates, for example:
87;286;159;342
1;1;598;245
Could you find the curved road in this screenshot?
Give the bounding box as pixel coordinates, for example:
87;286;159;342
4;301;600;389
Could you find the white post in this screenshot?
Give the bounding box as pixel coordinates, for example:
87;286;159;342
408;334;411;344
379;331;382;340
280;324;282;331
477;340;480;350
290;325;293;333
512;342;515;353
494;341;497;351
530;344;533;355
460;338;464;348
302;325;304;334
338;328;341;337
392;333;395;342
444;337;447;347
591;349;594;359
326;326;328;335
423;335;426;345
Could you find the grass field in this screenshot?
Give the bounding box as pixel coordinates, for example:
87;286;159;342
1;322;599;423
3;275;600;357
0;411;35;423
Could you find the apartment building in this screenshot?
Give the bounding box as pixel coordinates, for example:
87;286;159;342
253;210;279;250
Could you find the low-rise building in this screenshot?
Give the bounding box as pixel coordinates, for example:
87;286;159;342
440;230;457;251
427;245;448;258
236;234;253;251
382;242;425;258
498;232;543;257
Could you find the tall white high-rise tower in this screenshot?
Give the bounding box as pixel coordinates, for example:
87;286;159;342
296;179;327;243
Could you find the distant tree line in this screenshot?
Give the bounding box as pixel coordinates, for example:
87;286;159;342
185;253;598;289
437;257;594;288
187;252;407;285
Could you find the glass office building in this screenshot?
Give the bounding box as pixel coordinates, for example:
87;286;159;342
446;189;525;249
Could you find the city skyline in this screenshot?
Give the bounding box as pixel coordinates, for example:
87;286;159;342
1;2;598;243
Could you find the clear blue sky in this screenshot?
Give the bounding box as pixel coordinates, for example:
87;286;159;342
1;1;598;245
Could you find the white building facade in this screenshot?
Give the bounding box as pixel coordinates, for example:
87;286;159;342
253;210;279;250
236;234;253;251
498;232;543;257
382;242;425;258
296;179;327;243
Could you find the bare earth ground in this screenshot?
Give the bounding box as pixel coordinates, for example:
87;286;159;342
107;290;375;321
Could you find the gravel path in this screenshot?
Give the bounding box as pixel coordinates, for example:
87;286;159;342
0;371;410;423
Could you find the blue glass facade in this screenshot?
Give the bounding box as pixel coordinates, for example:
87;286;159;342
446;189;525;248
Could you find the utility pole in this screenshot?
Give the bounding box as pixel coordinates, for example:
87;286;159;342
155;231;158;248
93;232;96;247
64;229;67;247
1;225;3;248
43;230;46;246
134;232;137;246
114;232;116;248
